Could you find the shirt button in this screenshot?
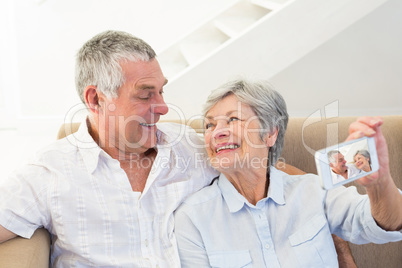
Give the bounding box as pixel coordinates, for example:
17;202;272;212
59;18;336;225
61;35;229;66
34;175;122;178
145;239;149;247
265;244;270;249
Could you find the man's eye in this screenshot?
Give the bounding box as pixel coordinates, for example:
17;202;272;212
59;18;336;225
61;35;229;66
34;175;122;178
138;95;150;100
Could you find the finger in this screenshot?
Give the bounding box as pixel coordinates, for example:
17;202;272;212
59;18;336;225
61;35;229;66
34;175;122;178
355;116;383;129
349;121;376;137
345;130;364;141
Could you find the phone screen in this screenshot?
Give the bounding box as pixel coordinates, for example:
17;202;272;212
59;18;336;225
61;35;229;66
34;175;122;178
315;137;379;189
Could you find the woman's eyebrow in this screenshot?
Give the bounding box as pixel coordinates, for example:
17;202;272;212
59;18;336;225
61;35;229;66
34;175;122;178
206;110;238;120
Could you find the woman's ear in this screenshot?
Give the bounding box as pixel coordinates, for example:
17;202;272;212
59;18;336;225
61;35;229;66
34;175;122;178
84;85;102;114
264;128;279;147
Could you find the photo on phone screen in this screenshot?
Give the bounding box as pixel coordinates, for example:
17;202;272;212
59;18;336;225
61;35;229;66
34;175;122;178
315;137;379;190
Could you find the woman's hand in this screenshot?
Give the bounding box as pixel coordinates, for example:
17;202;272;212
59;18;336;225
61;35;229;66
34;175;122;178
347;116;402;231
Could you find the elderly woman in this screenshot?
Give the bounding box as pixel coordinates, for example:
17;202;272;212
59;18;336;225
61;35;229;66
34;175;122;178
354;149;372;172
174;79;402;267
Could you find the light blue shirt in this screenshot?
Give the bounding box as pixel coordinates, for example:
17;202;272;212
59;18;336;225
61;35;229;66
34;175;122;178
174;167;402;267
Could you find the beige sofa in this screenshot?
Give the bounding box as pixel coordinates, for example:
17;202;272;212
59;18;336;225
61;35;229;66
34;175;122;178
1;115;401;267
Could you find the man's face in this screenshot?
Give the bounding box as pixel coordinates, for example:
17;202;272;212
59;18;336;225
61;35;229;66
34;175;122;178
99;59;168;155
330;153;347;174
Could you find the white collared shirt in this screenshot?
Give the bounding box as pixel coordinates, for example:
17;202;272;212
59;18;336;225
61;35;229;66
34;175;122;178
331;163;361;184
0;119;217;267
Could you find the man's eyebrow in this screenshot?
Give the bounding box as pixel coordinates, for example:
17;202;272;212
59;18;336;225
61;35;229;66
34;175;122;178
138;78;168;90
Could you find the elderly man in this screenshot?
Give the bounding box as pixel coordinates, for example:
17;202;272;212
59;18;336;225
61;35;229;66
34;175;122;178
0;30;356;267
0;30;218;267
328;150;360;184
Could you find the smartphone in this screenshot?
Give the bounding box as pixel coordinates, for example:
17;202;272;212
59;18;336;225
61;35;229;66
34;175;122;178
315;137;379;190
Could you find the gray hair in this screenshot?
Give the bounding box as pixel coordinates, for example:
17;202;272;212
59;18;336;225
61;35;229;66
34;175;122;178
354;149;371;165
75;30;156;103
327;150;341;164
202;79;288;165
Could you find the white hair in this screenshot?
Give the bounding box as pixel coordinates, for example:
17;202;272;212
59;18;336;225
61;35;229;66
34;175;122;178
327;150;341;164
75;30;156;102
203;79;288;165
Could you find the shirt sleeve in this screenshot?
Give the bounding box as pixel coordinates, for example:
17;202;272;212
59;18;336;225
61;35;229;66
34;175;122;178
325;186;402;244
174;205;212;267
0;164;51;239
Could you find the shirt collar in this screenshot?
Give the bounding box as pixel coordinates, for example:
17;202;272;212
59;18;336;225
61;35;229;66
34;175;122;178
65;118;171;174
218;166;286;213
153;123;172;147
267;167;286;205
218;173;245;213
65;118;104;174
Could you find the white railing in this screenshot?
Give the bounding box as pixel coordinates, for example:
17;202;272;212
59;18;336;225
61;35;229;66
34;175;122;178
158;0;289;80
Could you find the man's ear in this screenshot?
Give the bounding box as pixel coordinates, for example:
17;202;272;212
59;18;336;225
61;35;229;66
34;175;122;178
264;128;279;147
84;85;103;114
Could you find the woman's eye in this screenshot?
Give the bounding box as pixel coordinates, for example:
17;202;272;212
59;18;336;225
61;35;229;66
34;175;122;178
205;123;214;129
228;117;239;123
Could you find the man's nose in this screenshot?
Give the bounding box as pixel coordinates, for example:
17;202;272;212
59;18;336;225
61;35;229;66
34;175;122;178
151;96;169;115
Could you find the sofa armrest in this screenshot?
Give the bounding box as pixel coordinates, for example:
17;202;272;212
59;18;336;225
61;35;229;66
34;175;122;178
0;228;50;268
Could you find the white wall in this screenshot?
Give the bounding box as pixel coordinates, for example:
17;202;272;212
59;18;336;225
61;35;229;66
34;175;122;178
160;0;395;120
270;0;402;118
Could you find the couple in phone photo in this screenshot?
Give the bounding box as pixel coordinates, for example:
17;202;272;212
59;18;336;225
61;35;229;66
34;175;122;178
328;146;373;184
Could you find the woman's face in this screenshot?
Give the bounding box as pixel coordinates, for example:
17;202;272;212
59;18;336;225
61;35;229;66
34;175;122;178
204;94;276;173
354;154;370;171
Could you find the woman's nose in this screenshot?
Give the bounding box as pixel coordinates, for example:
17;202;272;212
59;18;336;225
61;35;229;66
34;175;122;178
213;121;230;139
